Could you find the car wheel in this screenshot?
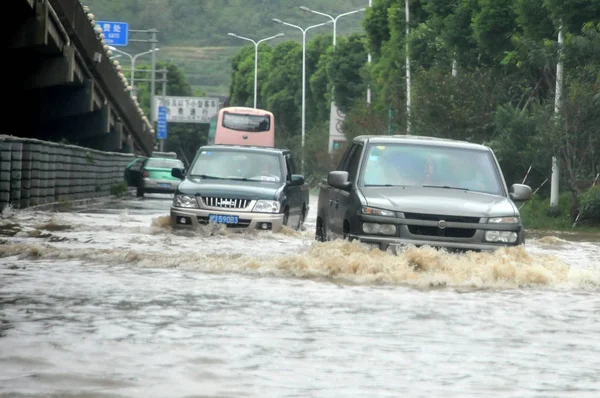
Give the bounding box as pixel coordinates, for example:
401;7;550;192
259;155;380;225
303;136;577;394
315;217;327;242
136;186;144;197
282;208;289;226
343;220;353;241
296;206;306;231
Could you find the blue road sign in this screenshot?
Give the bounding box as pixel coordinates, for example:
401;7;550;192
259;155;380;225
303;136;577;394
96;21;129;46
157;106;168;140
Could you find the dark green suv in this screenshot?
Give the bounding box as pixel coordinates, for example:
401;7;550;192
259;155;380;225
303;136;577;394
170;145;309;232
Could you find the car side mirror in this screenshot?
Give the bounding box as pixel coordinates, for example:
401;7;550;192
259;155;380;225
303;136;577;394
328;171;351;190
510;183;532;201
289;174;305;186
171;168;185;180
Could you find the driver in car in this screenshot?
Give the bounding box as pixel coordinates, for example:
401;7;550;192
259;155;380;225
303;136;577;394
379;151;429;186
245;159;280;182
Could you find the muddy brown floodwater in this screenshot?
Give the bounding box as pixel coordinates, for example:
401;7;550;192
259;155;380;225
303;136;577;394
1;194;598;397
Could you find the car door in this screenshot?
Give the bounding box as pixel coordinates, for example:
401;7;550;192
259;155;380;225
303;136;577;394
328;143;362;237
125;158;145;186
283;153;301;225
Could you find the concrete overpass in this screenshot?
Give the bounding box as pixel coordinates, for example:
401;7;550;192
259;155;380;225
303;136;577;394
6;0;155;156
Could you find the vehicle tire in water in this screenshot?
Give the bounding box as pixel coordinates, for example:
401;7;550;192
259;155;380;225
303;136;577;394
136;186;144;197
315;218;327;242
343;221;356;242
282;208;289;227
296;206;306;231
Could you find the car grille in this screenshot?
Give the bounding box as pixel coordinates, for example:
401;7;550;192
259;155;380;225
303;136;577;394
197;216;251;228
404;212;481;224
404;212;479;238
408;226;476;238
202;197;250;209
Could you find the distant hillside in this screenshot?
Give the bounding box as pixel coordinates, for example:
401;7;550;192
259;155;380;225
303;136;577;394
85;0;369;95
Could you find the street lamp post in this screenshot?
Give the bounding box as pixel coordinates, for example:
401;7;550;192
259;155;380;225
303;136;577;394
367;0;372;104
299;6;367;154
272;18;332;176
299;6;366;48
129;29;159;123
227;32;284;108
108;46;160;93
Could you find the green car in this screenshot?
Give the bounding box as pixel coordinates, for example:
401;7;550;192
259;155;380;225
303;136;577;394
125;156;185;197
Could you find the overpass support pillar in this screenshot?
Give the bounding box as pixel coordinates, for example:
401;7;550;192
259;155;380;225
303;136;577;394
103;122;124;152
25;45;75;89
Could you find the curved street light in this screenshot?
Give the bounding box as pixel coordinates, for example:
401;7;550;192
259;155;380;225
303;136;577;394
299;6;366;48
272;18;332;176
108;46;160;89
227;32;284;108
299;6;367;153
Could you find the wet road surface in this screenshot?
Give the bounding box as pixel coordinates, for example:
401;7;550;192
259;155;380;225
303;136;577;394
1;194;599;397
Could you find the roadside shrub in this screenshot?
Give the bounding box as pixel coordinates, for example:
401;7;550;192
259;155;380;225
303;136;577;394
111;182;128;197
577;185;600;226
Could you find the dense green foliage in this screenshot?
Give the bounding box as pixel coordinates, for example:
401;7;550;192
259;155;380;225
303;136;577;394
89;0;599;226
578;185;600;226
226;0;599;225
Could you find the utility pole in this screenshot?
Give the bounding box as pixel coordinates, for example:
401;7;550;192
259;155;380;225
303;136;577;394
129;28;159;123
551;21;563;209
405;0;411;134
367;0;372;104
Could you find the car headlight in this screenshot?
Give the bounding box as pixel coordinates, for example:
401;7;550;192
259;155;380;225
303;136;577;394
361;206;395;217
488;216;519;224
173;194;198;208
484;231;518;243
363;223;396;235
253;200;280;213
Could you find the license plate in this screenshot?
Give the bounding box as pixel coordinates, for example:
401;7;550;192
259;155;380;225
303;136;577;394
158;183;171;187
209;214;239;224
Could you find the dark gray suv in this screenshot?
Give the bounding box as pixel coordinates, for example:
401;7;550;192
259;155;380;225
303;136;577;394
316;135;533;252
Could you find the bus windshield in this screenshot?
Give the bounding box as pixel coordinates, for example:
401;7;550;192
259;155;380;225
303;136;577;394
222;112;271;132
214;107;275;147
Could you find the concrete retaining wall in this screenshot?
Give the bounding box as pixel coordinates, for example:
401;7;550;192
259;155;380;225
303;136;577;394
1;135;134;210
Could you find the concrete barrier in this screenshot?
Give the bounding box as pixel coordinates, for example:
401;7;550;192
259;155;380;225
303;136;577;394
10;140;23;207
0;135;135;210
0;138;11;206
21;141;34;208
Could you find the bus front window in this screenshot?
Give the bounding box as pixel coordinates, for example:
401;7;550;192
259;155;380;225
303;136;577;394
222;112;270;132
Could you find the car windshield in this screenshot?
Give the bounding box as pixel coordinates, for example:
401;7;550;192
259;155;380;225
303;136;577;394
146;158;184;169
189;149;282;182
361;143;504;195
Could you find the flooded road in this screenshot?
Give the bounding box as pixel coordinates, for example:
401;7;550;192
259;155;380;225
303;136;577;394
1;194;599;397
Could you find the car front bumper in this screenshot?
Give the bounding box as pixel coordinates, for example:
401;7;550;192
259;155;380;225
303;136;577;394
348;234;518;252
171;207;285;232
348;214;524;252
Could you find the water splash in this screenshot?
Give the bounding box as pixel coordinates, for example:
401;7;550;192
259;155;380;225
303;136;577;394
2;240;597;290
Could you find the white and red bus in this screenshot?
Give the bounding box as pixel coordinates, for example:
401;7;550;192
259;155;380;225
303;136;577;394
207;106;274;147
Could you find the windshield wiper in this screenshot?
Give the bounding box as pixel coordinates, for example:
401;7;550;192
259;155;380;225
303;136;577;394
225;177;251;181
422;184;470;191
190;174;221;179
